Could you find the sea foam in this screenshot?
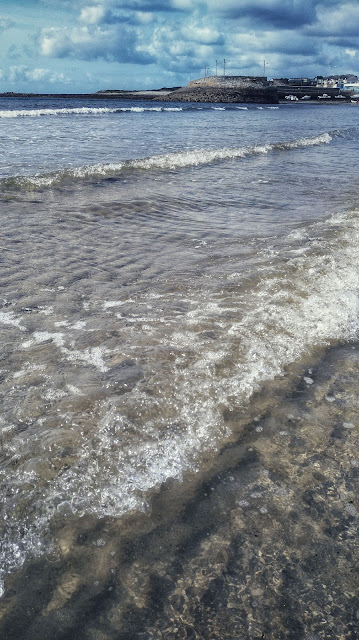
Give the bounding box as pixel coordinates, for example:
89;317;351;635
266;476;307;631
1;132;332;191
0;106;183;118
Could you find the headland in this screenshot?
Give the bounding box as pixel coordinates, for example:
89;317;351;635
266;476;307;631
0;74;356;104
153;76;278;103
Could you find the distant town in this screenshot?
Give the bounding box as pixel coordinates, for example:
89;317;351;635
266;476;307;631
95;72;359;103
271;74;359;90
269;73;359;102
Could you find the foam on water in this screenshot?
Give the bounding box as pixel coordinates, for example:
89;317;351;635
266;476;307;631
21;331;109;372
0;311;26;331
0;132;332;191
0;106;185;118
0;105;185;119
1;204;359;594
0;107;120;118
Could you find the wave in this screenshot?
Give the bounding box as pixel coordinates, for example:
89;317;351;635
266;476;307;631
0;106;184;118
1;203;359;596
1;132;332;192
0;103;284;118
0;107;119;118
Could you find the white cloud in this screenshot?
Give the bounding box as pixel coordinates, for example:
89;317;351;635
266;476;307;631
181;23;223;45
27;68;48;81
170;0;197;9
135;11;153;24
49;71;69;83
39;23;153;63
79;5;107;24
138;23;216;74
1;65;70;85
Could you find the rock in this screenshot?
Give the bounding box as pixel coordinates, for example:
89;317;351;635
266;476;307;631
155;75;278;104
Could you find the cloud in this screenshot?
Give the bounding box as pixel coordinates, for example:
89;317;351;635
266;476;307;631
79;5;108;24
77;5;152;26
0;65;71;85
171;0;197;9
81;0;197;15
310;2;359;37
138;24;217;74
134;11;154;24
37;2;210;68
0;16;15;31
78;4;134;25
206;0;318;28
39;23;153;63
229;30;319;58
181;23;224;45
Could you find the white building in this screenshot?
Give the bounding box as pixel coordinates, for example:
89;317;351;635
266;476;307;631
343;82;359;91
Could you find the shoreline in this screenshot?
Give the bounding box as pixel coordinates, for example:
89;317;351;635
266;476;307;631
0;90;176;100
0;91;355;105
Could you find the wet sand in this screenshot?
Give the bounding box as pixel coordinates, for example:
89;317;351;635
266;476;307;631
1;340;359;639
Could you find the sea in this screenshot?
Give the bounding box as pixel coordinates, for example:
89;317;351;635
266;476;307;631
1;96;359;640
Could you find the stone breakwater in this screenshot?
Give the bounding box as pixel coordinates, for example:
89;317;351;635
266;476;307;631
156;75;279;104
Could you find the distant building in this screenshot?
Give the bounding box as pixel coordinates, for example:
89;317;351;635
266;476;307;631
316;74;358;89
288;77;315;86
271;73;358;92
271;77;315;87
344;82;359;91
271;78;289;85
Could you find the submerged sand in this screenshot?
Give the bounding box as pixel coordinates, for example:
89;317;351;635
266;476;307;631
1;341;359;639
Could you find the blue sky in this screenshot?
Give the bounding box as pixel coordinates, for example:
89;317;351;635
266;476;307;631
0;0;358;92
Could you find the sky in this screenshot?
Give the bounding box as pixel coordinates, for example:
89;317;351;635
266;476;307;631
0;0;358;93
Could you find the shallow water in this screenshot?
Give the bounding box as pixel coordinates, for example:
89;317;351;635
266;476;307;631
0;98;359;638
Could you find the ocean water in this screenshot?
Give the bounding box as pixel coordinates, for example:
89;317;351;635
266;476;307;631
1;96;359;639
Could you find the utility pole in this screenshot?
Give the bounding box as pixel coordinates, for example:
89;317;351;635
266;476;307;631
263;59;266;77
223;59;226;76
216;60;218;76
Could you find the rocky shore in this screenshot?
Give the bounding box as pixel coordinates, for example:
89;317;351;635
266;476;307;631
2;76;354;104
155;75;278;104
156;85;278;103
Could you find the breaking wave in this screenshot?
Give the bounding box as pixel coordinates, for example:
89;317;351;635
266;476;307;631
0;106;186;118
1;202;359;594
1;133;332;191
